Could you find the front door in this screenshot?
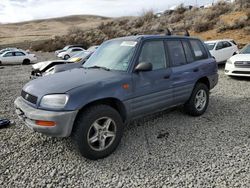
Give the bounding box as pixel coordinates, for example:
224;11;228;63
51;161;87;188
130;40;173;117
2;52;15;64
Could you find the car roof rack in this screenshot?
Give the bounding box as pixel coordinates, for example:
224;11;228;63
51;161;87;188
136;28;190;37
166;28;190;37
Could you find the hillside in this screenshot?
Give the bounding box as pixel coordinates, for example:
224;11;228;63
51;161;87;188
0;1;249;51
0;15;111;47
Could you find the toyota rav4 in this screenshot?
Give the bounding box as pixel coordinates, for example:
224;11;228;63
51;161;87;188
15;34;218;160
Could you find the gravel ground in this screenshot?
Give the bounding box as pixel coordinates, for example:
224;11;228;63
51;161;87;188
0;53;250;188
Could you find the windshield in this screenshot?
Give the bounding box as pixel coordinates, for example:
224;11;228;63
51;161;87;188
83;40;137;71
63;46;70;50
205;43;216;50
240;44;250;54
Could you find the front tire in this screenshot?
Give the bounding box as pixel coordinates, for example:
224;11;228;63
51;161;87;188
72;105;124;160
184;83;209;116
64;55;70;60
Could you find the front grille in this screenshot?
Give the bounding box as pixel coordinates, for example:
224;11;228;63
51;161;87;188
232;71;250;74
234;61;250;68
21;90;38;104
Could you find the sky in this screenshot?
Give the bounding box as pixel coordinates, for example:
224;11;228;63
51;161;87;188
0;0;215;23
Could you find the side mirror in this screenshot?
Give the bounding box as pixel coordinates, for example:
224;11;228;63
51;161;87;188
135;62;152;72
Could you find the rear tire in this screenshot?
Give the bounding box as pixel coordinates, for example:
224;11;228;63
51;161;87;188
22;59;30;65
71;105;124;160
184;83;209;116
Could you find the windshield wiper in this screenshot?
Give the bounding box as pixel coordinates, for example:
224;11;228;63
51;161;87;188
86;65;110;71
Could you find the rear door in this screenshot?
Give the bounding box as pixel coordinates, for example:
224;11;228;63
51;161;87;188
222;41;234;60
167;39;208;104
131;40;173;117
214;41;232;62
14;51;26;64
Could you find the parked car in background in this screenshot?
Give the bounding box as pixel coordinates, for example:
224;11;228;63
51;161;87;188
55;44;85;55
0;50;37;65
205;39;238;63
68;51;93;63
31;51;93;78
57;47;85;60
44;52;93;76
225;43;250;77
31;59;69;79
15;34;218;160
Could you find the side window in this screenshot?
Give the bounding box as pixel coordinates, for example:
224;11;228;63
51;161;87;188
216;42;224;50
190;40;208;60
223;41;232;48
4;52;13;57
230;40;237;45
139;41;167;70
72;49;82;52
15;52;25;56
166;40;186;66
182;41;194;63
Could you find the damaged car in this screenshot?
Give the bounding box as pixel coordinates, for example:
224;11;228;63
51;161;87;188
31;51;93;79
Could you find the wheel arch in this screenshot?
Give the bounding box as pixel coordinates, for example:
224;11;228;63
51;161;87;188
196;77;210;90
77;97;127;123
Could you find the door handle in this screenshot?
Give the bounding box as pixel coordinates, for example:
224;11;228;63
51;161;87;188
193;68;199;72
164;75;170;79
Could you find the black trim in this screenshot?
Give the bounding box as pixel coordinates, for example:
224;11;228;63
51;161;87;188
21;90;37;104
232;71;250;74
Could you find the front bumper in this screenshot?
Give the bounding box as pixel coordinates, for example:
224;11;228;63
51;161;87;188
225;63;250;77
14;97;78;137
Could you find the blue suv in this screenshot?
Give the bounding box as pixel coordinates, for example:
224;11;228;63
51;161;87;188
15;34;218;159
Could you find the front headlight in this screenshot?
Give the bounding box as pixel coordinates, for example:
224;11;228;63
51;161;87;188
40;94;69;109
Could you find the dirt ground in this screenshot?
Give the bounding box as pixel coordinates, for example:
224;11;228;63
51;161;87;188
0;54;250;187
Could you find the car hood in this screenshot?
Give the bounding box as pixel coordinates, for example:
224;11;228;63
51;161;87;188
32;60;67;71
23;68;123;98
32;61;52;70
229;54;250;62
56;49;65;53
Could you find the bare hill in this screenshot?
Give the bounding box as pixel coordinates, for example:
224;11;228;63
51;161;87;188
0;15;111;47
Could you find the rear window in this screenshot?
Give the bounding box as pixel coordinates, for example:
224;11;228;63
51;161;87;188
166;40;186;67
230;40;237;45
190;40;208;60
182;40;194;63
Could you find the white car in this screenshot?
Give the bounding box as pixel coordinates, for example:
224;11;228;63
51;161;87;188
205;39;238;63
225;44;250;77
57;47;85;60
0;50;37;65
55;45;85;55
